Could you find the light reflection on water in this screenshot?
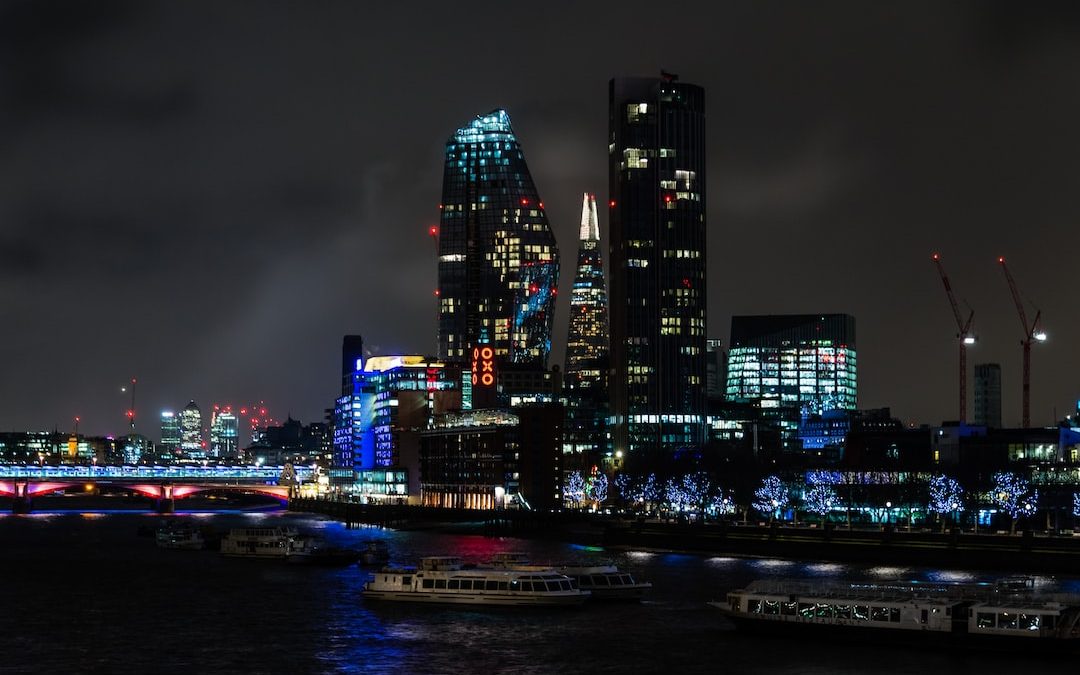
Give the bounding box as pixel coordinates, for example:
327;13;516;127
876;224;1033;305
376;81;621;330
2;511;1077;674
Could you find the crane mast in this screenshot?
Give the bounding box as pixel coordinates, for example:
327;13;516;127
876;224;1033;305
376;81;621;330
932;254;975;424
998;257;1044;428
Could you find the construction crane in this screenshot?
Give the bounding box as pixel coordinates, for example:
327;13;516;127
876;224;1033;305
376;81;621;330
998;257;1046;428
932;254;976;424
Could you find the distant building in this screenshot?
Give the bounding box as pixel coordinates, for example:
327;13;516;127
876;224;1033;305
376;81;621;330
436;109;559;367
726;314;857;447
159;411;181;462
209;406;240;459
331;335;365;488
564;193;610;470
608;72;708;456
973;363;1002;429
179;400;204;459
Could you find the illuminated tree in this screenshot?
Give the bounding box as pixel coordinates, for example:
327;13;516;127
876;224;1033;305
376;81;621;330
990;472;1038;534
927;475;964;531
804;483;838;524
614;472;632;503
708;489;737;518
564;471;587;508
590;473;609;505
1072;492;1080;518
753;475;790;521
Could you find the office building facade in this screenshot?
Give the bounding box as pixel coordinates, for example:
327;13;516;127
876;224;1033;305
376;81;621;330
436;109;559;367
973;363;1002;429
608;73;708;455
159;411;181;462
209;406;240;459
179;400;204;459
725;314;857;445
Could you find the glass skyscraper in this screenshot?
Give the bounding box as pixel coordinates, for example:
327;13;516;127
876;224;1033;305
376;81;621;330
725;314;857;443
608;73;708;456
179;400;204;458
437;110;559;367
159;411;180;462
209;406;239;459
564;192;610;466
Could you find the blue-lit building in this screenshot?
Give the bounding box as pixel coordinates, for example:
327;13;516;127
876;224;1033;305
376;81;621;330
725;314;857;448
331;335;366;488
608;73;708;457
564;192;610;469
333;350;460;501
436;109;559;367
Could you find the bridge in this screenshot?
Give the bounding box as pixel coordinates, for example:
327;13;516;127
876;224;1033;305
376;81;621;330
0;465;314;513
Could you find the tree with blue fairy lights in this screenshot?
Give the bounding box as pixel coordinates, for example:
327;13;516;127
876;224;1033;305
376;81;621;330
927;475;964;532
804;483;838;526
989;471;1038;535
564;470;586;509
590;473;609;505
1073;492;1080;518
753;475;790;522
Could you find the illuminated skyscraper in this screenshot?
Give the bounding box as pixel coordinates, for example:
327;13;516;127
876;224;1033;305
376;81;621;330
725;314;857;445
608;73;708;456
159;411;181;462
179;400;204;458
436;109;559;367
564;193;610;466
210;406;240;459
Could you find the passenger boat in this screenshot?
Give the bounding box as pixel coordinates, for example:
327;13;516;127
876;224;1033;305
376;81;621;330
285;536;362;566
558;564;652;600
485;553;651;600
220;526;299;558
362;556;589;606
359;540;390;566
156;523;205;550
712;577;1080;653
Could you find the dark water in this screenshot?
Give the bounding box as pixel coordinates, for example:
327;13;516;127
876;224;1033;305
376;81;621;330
1;510;1076;674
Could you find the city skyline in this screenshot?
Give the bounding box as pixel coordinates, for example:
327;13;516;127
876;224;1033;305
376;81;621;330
3;2;1080;436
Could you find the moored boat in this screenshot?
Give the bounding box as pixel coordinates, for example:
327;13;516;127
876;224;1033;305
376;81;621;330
220;526;299;558
712;577;1080;653
286;536;361;566
156;523;205;550
558;564;652;601
362;556;589;607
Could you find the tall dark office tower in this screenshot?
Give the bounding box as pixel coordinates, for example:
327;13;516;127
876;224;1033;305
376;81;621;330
437;110;559;367
564;193;610;466
973;363;1002;428
608;73;707;456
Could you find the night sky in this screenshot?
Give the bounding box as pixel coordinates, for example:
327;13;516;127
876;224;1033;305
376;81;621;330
3;1;1079;438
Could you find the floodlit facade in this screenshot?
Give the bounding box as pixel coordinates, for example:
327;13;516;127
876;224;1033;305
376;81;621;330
436;109;559;367
159;411;181;462
179;400;204;459
564;192;610;466
725;314;857;444
608;73;708;455
209;406;240;459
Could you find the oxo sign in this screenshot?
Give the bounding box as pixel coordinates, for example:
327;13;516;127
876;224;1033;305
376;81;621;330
471;345;496;387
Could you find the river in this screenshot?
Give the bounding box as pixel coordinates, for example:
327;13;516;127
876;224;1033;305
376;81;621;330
1;508;1074;674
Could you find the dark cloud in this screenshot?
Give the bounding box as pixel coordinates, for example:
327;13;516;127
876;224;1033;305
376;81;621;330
2;1;1079;436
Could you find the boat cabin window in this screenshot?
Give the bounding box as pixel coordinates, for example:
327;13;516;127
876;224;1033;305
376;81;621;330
459;580;472;590
815;604;833;618
593;576;610;586
853;605;869;621
448;580;460;590
764;601;780;615
498;582;509;591
546;581;561;592
997;612;1017;630
520;582;533;592
748;599;762;613
977;612;995;628
781;601;797;616
486;580;499;591
798;603;814;618
560;580;572;591
1019;613;1040;631
422;579;434;589
402;576;411;586
836;605;851;619
872;606;899;622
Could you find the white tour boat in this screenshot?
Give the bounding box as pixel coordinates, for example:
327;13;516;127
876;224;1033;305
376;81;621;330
485;553;651;601
362;556;589;607
220;526;300;558
712;577;1080;653
558;564;652;601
